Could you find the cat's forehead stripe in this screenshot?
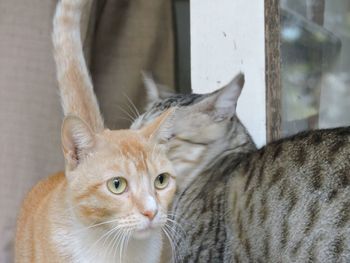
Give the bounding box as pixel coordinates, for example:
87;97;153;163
119;137;147;157
141;93;204;123
117;137;154;174
135;156;148;173
152;93;203;111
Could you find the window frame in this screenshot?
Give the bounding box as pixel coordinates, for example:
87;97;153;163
265;0;282;142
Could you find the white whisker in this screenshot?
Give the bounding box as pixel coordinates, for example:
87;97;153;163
114;116;134;123
166;218;187;236
162;225;182;263
164;223;186;263
85;223;127;258
71;217;122;236
119;229;127;262
162;226;175;263
123;100;138;120
123;92;140;118
111;228;124;261
103;228;122;261
123;228;133;260
117;105;136;122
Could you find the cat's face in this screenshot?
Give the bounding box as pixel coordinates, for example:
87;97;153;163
62;110;176;239
132;73;254;190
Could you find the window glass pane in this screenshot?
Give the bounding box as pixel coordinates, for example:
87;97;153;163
280;0;350;136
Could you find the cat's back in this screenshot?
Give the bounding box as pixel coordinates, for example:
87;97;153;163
236;127;350;194
255;127;350;193
15;172;66;263
267;126;350;165
229;127;350;262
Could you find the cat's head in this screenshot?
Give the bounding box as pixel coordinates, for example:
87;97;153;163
132;73;256;190
61;110;176;239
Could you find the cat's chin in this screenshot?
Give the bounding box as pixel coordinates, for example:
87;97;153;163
133;226;159;240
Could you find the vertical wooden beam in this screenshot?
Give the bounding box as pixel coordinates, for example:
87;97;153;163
265;0;282;142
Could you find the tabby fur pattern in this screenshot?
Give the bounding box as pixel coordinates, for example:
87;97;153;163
135;75;350;262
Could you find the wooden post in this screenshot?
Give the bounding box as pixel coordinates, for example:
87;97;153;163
265;0;282;142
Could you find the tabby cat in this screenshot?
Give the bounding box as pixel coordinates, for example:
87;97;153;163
15;1;177;263
134;75;350;262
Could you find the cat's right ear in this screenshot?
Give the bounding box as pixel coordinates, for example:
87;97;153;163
61;115;95;170
192;72;245;121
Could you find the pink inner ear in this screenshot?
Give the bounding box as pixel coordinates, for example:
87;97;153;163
61;115;96;170
215;74;244;110
196;73;244;120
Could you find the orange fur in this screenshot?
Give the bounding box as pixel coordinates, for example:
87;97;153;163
15;172;68;262
15;111;176;263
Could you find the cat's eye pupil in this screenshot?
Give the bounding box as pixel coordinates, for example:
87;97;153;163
114;179;120;189
154;173;170;190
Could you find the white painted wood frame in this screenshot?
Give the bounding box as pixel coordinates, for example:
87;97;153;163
190;0;266;147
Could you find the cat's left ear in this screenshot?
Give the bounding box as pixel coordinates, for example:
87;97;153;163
194;72;245;121
140;108;176;144
142;71;160;105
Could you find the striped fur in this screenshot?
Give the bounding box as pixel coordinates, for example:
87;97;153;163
135;79;350;262
227;128;350;262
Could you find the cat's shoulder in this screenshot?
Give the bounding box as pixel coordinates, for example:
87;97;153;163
16;172;66;256
19;172;66;215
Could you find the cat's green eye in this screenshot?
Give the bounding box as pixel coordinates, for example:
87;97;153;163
107;177;127;194
154;173;170;190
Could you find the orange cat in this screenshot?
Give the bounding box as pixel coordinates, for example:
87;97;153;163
15;111;176;263
16;112;175;263
15;0;177;262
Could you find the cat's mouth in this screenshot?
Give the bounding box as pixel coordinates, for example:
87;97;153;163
133;223;159;239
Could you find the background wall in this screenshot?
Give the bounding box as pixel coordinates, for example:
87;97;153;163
190;0;266;147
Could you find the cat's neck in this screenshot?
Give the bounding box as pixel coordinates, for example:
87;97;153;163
51;194;163;263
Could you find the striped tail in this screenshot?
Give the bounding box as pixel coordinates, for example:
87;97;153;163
52;0;104;132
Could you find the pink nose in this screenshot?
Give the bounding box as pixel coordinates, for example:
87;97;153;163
142;210;158;220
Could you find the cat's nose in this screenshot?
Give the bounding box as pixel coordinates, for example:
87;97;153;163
142;209;158;220
140;196;158;220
